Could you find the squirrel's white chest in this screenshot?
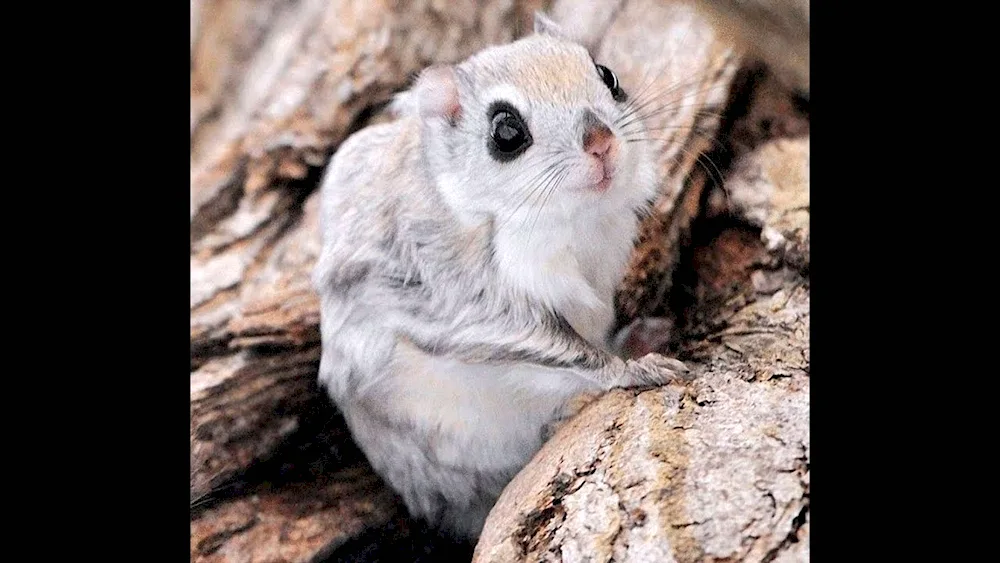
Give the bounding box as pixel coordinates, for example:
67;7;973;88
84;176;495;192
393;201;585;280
493;208;637;347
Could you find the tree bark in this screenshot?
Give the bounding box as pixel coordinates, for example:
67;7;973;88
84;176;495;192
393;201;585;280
190;0;809;560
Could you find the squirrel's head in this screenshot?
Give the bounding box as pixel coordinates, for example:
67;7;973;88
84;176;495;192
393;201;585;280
410;12;658;229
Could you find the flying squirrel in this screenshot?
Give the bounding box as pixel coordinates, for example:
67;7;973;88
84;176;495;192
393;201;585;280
313;12;694;539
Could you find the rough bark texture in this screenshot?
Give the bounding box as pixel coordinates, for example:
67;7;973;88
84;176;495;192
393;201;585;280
190;0;809;560
192;464;397;562
682;0;809;95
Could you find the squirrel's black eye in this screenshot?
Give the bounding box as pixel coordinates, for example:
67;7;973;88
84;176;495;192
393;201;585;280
596;64;626;103
488;102;532;162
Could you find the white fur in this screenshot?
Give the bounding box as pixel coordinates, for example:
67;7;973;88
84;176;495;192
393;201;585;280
313;25;678;540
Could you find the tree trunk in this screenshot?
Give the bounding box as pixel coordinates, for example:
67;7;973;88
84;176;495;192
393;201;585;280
190;0;809;560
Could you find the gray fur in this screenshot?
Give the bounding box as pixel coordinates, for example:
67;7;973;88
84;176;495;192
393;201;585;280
313;24;688;539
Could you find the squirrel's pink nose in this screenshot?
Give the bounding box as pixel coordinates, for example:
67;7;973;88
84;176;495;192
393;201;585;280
583;123;614;160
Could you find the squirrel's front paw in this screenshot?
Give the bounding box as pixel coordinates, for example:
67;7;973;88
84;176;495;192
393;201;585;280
618;353;692;388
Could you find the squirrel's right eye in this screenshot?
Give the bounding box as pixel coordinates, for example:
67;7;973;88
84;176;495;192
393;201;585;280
596;64;627;103
488;103;532;162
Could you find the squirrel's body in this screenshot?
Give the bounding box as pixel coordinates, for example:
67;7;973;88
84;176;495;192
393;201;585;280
313;14;688;538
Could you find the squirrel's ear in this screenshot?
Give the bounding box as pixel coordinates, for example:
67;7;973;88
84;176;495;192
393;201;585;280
533;12;565;37
414;65;461;124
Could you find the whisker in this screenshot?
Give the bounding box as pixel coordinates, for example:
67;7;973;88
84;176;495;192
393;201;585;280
666;142;727;195
618;77;730;119
616;87;730;131
496;150;572;232
526;167;571;243
620;114;728;140
623;126;728;153
616;72;713;124
615;69;723;127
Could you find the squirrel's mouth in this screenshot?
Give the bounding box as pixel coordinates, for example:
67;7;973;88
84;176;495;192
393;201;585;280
592;162;616;192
